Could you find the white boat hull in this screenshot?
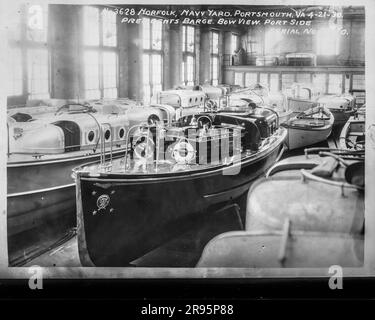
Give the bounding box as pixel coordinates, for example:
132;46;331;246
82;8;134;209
285;126;332;150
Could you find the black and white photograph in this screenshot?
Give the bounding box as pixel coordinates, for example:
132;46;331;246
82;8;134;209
0;0;375;306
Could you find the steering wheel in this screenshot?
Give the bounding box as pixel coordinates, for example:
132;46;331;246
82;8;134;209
196;115;213;129
147;114;161;126
205;99;218;111
55;103;95;116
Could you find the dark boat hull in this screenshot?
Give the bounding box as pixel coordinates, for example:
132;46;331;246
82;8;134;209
77;133;286;266
7;150;125;238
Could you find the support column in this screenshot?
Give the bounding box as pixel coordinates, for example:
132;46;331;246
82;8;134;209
50;5;82;99
199;27;211;84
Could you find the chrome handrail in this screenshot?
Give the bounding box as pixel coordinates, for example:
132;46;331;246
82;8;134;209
99;122;114;171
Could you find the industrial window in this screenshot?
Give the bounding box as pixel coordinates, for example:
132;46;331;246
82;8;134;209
269;74;279;92
352;74;365;90
84;51;100;99
259;73;268;87
316;27;339;55
7;4;50;99
234;72;243;86
142;17;163;104
182;25;195;86
281;73;295;91
211;31;219;86
245;73;258;87
312;73;327;95
296;73;312;84
328;73;343;94
83;6;118;99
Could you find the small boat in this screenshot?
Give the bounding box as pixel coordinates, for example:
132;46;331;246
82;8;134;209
73;109;287;266
285;82;320;113
281;106;334;150
197;148;364;267
340;106;366;150
228;83;293;124
7;100;170;247
317;94;356;126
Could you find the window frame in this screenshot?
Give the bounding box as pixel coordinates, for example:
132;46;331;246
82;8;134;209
182;25;196;86
142;16;164;104
82;6;119;100
210;30;220;86
7;3;51;100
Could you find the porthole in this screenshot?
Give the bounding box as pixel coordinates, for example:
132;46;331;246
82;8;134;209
189;98;192;103
104;129;111;141
201;97;203;102
119;128;125;139
87;130;95;142
195;97;198;102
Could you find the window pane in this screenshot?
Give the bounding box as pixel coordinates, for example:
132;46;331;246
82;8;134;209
152;84;162;97
152;19;162;50
152;54;162;85
352;74;365;90
231;34;238;53
84;7;100;46
84;50;100;99
8;47;23;96
102;9;117;47
212;56;218;82
296;73;311;84
245;73;258;87
312;73;326;95
187;56;194;84
28;48;49;99
143;85;151;104
143;18;150;50
186;26;195;52
182;25;186;51
234;72;243;86
143;54;150;85
212;32;219;54
328;74;343;94
103;51;118;98
26;4;48;42
269;74;279;92
281;74;295;90
259;73;268;86
181;61;185;84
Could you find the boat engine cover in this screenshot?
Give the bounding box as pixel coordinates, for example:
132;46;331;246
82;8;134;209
9;124;65;154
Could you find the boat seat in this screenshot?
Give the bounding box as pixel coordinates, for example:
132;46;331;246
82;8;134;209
196;230;363;268
348;132;365;137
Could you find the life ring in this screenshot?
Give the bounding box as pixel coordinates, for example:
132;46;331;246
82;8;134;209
170;141;195;164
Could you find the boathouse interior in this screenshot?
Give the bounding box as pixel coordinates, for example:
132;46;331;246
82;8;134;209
7;5;365;107
3;4;372;270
